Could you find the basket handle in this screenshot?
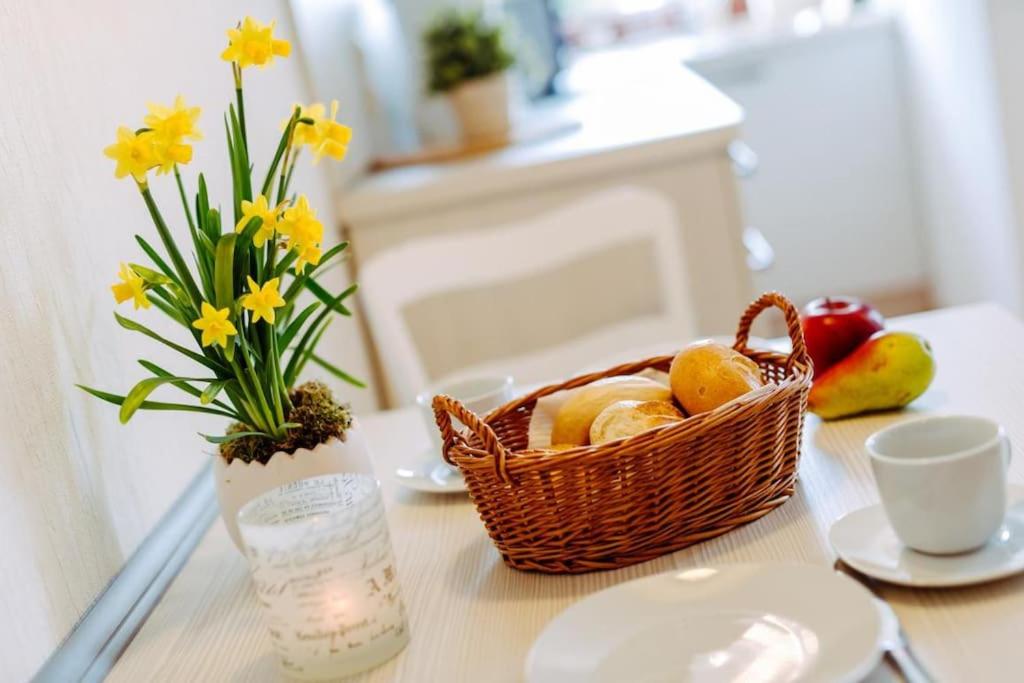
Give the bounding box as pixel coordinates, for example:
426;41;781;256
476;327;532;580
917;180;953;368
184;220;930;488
733;291;809;374
432;394;512;483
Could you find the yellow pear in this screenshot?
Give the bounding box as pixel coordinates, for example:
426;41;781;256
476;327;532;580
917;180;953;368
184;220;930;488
809;331;935;420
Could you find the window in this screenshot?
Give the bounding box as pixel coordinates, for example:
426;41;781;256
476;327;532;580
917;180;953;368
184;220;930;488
554;0;693;50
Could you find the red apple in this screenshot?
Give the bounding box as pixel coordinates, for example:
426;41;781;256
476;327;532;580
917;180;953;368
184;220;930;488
800;296;884;375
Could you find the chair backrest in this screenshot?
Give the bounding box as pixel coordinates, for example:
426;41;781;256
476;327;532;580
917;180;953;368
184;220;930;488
359;186;696;406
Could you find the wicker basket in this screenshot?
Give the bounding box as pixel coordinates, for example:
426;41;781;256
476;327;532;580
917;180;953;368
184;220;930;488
432;292;812;574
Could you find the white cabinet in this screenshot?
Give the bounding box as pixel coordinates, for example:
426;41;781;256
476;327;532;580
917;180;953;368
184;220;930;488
689;13;929;310
342;70;754;338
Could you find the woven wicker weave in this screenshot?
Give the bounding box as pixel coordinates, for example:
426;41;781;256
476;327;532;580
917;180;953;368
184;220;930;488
432;292;812;574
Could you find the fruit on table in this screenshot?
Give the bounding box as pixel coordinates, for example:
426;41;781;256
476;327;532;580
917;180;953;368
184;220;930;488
801;296;885;375
808;331;935;420
552;376;673;446
589;399;685;446
670;341;765;415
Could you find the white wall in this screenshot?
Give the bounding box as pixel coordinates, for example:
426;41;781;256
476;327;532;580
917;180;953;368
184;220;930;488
985;0;1024;304
0;1;372;678
898;0;1022;311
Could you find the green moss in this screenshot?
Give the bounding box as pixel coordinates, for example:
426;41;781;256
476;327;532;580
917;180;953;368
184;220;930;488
219;381;353;465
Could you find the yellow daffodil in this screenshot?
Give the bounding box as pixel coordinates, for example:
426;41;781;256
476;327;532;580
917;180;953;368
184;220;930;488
221;17;291;69
235;195;284;247
278;195;324;246
144;96;203;174
283;102;325;147
192;302;237;349
103;127;157;182
242;276;286;324
309;100;352;163
278;196;324;272
294;242;322;274
110;262;150;310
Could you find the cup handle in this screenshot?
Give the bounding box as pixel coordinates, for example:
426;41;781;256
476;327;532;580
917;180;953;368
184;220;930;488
1003;434;1013;467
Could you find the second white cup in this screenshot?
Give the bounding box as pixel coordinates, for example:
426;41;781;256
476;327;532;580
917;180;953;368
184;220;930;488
415;376;515;459
866;414;1012;555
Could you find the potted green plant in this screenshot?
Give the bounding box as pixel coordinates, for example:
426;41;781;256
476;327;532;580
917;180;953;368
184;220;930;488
424;10;516;144
79;16;370;550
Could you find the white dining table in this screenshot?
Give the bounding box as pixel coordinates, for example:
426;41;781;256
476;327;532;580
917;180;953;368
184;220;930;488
108;303;1024;682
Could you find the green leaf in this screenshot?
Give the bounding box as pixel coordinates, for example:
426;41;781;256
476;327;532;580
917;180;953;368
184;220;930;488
140;187;204;310
134;236;179;285
233;216;263;259
205;207;223;242
214;233;237;310
120;375;219;423
274;249;299;281
196;174;210;234
130;264;174;286
309;353;367;388
199;430;272;444
201;379;233;405
281;280;355;385
280;243;348;288
146;288;190;327
114;312;225;373
226;114;243;225
76;385;239;420
284;317;331;386
304;279;355;316
317;241;349;268
288;321;331;385
227;105;252;215
278;301;320;350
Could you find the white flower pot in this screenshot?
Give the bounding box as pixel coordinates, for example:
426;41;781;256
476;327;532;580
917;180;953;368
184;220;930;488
449;72;512;144
213;419;375;551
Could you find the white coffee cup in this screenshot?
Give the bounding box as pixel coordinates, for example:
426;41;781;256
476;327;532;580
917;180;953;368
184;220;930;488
415;376;515;459
866;415;1012;555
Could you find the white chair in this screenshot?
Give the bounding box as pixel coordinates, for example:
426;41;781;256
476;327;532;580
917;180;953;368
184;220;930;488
358;186;696;406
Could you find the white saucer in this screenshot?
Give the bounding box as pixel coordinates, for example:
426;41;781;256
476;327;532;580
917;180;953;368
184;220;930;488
394;449;467;494
829;486;1024;588
525;563;882;683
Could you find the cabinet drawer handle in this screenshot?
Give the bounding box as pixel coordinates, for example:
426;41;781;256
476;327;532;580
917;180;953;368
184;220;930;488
729;140;759;178
743;226;774;271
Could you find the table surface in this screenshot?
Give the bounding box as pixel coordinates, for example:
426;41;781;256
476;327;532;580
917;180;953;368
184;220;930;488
109;303;1024;682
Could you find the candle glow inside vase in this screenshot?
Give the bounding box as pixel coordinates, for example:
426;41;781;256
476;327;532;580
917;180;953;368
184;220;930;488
237;474;409;680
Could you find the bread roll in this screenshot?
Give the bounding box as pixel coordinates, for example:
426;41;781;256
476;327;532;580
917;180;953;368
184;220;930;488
589;400;685;445
670;341;764;415
551;376;672;446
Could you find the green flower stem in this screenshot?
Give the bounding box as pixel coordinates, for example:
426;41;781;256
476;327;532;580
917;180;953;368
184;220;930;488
270;328;293;413
281;154;298;201
224;383;262;432
229;354;272;433
275;141;293;205
138;185;203;312
235;325;280;438
234;65;247;149
173;166;196;236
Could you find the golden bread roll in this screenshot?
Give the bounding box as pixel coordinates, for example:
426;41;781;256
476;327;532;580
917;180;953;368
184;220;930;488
670;341;764;415
551;376;672;446
589;400;685;445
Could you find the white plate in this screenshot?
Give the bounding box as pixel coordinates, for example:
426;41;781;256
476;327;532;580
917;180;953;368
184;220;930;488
525;564;882;683
394;449;467;494
829;486;1024;588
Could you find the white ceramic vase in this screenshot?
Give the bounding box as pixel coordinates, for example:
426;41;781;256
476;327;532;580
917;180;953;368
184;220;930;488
213;418;375;551
449;71;511;144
